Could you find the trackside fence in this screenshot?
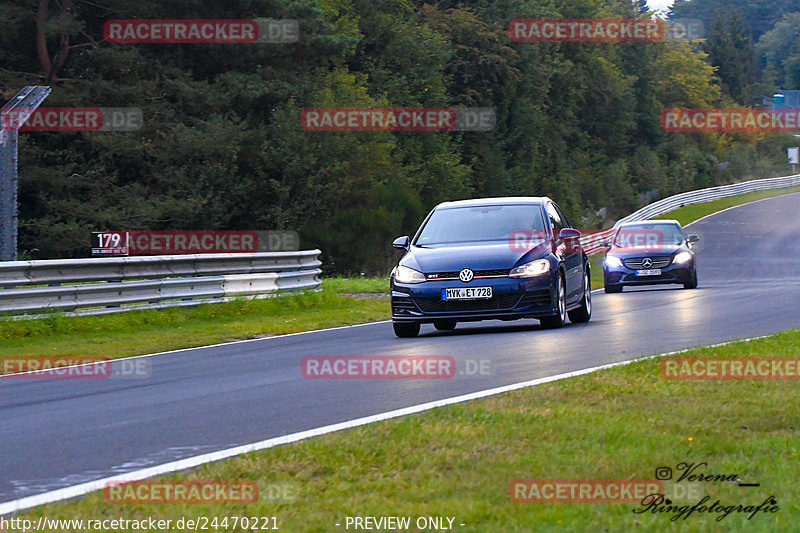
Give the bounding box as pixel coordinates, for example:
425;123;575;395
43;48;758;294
0;250;321;318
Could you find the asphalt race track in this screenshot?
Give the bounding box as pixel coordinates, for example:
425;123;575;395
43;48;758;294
2;193;800;505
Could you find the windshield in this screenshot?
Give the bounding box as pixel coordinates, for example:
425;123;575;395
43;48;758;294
415;205;545;245
614;223;685;247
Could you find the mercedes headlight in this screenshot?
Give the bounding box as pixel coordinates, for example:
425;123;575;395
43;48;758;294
604;255;623;268
672;251;693;264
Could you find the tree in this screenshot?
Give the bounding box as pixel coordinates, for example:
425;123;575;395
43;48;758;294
705;9;757;104
755;13;800;89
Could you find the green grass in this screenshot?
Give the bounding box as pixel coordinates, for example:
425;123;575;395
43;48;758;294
0;277;389;359
18;330;800;532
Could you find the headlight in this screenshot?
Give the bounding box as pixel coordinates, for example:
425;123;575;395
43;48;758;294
672;251;693;264
604;255;623;268
394;265;426;284
509;259;550;278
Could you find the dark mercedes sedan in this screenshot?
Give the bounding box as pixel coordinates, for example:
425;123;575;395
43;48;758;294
390;197;592;337
602;220;699;293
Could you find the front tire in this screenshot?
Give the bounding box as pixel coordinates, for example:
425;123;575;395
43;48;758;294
393;321;420;338
684;269;698;289
604;283;622;293
568;270;592;323
540;273;567;329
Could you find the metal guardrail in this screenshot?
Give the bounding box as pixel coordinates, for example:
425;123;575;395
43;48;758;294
0;250;322;318
579;174;800;252
612;174;800;228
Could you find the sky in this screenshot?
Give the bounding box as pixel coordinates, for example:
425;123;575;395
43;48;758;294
647;0;674;15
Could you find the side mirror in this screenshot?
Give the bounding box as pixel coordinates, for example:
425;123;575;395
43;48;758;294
392;235;410;250
687;234;699;244
558;228;581;240
601;239;611;248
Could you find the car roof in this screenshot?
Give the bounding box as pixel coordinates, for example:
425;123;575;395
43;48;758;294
434;197;550;209
618;219;682;228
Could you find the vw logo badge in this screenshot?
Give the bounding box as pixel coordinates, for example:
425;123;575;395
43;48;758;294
642;258;653;268
459;268;474;283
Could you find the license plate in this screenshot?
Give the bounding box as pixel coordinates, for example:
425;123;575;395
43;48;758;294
636;269;662;276
442;287;492;300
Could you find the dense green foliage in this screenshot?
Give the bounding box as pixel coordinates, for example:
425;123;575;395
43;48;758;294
0;0;795;273
672;0;800;95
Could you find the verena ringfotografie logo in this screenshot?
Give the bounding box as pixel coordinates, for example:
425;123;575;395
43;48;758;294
104;480;258;504
104;19;298;44
661;108;800;132
1;108;142;132
0;356;151;379
509;19;664;42
509;480;663;503
301;107;495;132
661;357;800;380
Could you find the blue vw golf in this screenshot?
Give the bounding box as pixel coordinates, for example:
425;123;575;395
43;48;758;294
390;197;592;337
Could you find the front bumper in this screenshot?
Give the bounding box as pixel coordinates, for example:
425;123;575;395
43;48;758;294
603;261;694;287
391;276;558;323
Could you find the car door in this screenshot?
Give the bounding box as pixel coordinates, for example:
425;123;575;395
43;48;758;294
547;202;583;303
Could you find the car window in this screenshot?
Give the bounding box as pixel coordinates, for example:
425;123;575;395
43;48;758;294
553;203;571;228
547;203;565;237
416;205;545;245
614;223;685;247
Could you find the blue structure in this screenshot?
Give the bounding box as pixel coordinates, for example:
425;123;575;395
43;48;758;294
765;90;800;108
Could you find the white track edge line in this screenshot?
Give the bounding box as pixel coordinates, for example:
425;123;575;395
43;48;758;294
0;333;769;516
0;320;391;378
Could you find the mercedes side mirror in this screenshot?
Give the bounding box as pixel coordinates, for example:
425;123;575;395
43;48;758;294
687;234;699;244
392;236;410;250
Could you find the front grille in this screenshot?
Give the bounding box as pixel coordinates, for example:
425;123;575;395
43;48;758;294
622;272;679;283
413;294;520;313
517;289;552;308
623;257;672;269
392;297;418;314
426;269;508;280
